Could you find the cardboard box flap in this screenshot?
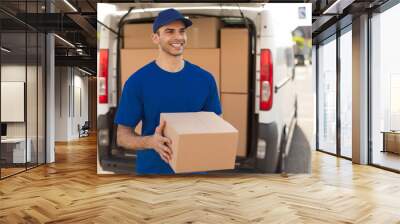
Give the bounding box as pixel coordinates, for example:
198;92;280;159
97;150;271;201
160;112;237;135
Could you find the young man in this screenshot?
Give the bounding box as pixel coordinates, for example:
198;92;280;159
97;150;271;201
114;8;222;175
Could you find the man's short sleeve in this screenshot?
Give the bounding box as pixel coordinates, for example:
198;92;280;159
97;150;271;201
203;75;222;115
114;76;143;127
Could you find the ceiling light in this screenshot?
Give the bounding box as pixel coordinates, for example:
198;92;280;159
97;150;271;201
1;47;11;53
63;0;78;12
54;34;75;48
323;0;355;14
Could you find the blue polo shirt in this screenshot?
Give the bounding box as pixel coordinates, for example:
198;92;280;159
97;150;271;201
114;60;222;175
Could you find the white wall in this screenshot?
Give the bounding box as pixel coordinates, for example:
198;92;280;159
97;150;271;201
55;67;89;141
73;73;89;137
55;66;69;141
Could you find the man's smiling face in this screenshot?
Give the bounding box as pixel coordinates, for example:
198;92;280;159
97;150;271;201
152;20;187;56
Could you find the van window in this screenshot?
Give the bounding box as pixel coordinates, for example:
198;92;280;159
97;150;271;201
285;47;294;68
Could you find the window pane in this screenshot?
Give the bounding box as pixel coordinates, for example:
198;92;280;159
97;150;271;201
27;31;38;169
1;10;28;177
371;4;400;171
340;29;352;158
0;0;46;179
38;32;45;165
318;37;337;154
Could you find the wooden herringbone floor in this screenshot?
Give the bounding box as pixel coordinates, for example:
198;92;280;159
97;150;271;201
1;134;400;224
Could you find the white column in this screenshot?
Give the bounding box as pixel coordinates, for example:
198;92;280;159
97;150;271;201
46;32;55;163
45;0;56;163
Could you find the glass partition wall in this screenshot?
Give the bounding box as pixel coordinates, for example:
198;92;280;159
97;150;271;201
316;26;353;159
339;27;352;159
0;1;46;179
316;0;400;172
317;35;337;155
370;3;400;171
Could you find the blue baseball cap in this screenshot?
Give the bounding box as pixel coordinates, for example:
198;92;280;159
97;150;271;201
153;8;192;33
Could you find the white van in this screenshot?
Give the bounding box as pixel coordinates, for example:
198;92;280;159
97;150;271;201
97;3;303;174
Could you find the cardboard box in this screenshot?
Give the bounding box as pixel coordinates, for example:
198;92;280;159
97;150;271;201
220;28;249;93
160;112;238;173
120;49;156;86
120;48;220;91
124;23;156;49
186;17;220;48
123;17;220;49
221;93;248;157
184;49;220;90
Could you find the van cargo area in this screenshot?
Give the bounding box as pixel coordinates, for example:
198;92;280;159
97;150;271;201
98;15;259;174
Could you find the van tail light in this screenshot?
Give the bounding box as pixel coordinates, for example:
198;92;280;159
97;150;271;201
99;49;109;104
260;49;273;111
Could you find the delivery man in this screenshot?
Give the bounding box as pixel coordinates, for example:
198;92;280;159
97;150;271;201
114;8;222;175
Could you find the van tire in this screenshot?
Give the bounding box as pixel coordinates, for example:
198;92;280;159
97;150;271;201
256;122;281;173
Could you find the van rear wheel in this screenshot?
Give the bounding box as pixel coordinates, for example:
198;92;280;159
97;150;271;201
256;122;281;173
